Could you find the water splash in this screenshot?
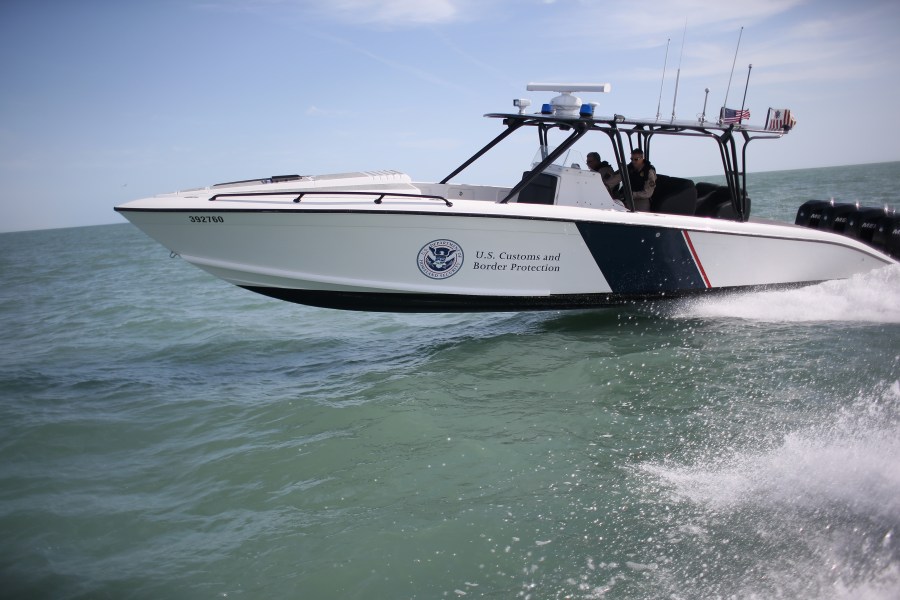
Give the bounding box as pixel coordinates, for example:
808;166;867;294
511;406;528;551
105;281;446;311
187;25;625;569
641;380;900;599
670;265;900;323
649;381;900;514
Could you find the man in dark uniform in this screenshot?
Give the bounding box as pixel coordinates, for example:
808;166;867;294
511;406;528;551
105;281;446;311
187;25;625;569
626;148;656;211
586;152;622;199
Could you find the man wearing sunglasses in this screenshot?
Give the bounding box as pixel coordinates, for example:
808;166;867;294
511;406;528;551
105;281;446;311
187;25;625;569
626;148;656;211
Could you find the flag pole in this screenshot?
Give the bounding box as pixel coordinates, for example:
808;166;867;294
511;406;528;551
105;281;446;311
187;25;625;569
739;63;753;122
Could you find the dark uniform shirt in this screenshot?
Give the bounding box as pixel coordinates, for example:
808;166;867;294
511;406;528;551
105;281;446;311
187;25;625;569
627;160;656;211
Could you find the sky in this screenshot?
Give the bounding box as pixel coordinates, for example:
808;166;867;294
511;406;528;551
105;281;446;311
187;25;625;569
2;0;899;232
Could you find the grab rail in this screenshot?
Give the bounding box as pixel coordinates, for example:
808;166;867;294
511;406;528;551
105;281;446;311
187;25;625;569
208;190;453;207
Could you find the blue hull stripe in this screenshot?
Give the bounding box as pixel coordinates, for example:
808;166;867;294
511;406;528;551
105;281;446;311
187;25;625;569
576;222;707;293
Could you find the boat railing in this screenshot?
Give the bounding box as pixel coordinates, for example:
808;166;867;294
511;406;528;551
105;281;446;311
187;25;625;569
207;190;453;207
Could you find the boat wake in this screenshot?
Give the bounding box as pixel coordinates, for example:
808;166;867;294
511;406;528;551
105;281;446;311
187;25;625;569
639;380;900;599
669;264;900;323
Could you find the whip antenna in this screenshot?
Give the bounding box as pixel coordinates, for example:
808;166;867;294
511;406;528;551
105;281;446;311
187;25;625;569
700;87;709;123
671;20;687;121
656;38;670;120
723;26;743;109
740;63;753;113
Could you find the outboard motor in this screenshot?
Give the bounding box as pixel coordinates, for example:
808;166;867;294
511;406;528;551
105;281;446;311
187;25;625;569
795;200;831;227
847;206;892;244
818;202;858;232
796;200;899;259
872;214;900;259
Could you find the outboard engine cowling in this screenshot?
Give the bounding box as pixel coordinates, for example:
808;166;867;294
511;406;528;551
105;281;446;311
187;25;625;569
795;200;831;227
819;202;859;232
796;200;899;260
872;214;900;259
847;206;891;244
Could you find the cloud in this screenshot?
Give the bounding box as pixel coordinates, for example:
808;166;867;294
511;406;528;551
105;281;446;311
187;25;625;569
197;0;469;26
429;29;520;89
305;105;349;117
525;0;898;100
324;0;460;25
541;0;806;49
302;28;469;93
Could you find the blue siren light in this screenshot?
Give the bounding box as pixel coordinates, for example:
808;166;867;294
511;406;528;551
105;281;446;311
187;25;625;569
580;103;594;117
541;103;553;114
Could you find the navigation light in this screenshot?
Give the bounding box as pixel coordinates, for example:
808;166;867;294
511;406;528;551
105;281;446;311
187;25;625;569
513;98;531;114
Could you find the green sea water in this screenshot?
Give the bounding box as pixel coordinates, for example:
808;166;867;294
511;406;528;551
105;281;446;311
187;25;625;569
1;163;898;599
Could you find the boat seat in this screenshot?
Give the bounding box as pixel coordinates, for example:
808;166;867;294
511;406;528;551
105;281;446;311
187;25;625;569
696;185;731;217
650;175;697;215
711;197;750;220
694;182;720;198
696;185;751;220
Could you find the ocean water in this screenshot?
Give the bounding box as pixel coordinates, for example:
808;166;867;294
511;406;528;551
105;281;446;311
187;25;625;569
1;162;899;599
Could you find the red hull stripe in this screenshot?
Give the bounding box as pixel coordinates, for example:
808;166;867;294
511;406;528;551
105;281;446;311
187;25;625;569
682;230;711;288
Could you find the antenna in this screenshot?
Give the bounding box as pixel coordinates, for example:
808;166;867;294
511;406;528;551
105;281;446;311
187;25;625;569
525;83;611;117
740;64;753;113
656;38;670;121
723;26;743;109
526;83;611;93
700;88;709;123
671;20;687;121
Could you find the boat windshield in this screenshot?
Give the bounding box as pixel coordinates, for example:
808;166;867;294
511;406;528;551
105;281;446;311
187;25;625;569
531;147;587;170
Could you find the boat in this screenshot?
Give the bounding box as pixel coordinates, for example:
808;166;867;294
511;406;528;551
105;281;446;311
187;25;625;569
115;83;899;312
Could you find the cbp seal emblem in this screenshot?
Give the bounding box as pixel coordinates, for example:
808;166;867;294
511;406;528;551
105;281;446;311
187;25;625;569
417;239;463;279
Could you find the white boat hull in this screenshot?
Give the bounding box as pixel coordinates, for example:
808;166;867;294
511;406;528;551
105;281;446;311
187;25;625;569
116;194;895;312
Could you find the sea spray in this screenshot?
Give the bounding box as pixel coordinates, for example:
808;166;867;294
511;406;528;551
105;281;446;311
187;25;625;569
639;380;900;599
668;264;900;323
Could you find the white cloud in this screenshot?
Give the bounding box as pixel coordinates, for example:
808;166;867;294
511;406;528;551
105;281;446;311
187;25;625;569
547;0;807;49
326;0;459;25
196;0;468;26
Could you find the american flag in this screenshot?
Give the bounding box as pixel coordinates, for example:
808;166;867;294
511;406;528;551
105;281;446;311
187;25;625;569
720;107;750;124
765;108;796;131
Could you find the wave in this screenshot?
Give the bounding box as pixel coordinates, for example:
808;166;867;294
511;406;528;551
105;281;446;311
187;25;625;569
669;265;900;323
645;380;900;519
639;379;900;599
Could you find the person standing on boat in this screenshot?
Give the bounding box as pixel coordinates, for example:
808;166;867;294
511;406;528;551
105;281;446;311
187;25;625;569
626;148;656;211
586;152;622;198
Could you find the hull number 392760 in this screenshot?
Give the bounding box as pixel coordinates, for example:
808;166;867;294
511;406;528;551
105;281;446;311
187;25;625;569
188;216;224;223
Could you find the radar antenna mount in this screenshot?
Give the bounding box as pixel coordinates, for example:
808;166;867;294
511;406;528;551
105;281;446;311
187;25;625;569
526;83;611;117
